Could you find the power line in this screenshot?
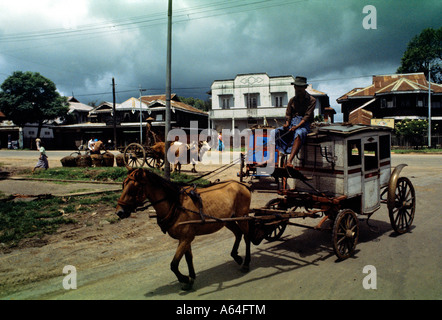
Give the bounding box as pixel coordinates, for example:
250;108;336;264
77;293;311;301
0;0;307;43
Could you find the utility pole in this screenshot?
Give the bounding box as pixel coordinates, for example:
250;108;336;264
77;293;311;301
139;86;146;145
428;62;432;148
164;0;172;180
112;77;117;150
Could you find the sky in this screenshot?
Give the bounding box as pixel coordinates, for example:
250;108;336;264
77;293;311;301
0;0;441;121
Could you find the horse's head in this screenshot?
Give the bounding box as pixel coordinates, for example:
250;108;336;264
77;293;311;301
116;168;149;219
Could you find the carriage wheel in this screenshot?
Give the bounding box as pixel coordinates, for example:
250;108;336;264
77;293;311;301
123;143;146;168
146;154;164;168
332;209;359;260
263;198;287;242
388;177;415;234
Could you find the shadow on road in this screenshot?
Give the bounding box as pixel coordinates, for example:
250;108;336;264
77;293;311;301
144;217;395;297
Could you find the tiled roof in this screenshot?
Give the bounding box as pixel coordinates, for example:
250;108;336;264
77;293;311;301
338;73;442;102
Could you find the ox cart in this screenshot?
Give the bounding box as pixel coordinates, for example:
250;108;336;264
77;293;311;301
184;124;416;260
122;142;164;169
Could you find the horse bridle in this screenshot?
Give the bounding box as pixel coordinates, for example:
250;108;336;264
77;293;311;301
117;169;168;211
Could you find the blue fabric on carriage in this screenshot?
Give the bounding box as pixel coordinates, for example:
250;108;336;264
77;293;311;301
274;116;310;154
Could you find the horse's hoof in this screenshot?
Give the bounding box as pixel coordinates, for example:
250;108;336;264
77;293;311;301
181;277;194;291
241;265;250;273
232;255;243;265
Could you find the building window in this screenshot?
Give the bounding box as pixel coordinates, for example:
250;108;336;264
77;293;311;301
275;96;283;107
219;95;232;109
272;92;287;107
387;97;395;108
245;93;259;108
417;95;427;107
222;98;230;109
156;114;163;121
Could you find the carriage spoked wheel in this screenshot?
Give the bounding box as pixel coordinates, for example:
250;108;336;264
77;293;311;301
262;198;288;242
388;177;415;234
123;143;146;168
332;209;359;260
145;149;164;169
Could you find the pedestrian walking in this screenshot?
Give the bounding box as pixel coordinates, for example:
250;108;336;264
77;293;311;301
32;140;49;173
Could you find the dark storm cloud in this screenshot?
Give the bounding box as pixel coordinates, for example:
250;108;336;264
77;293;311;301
0;0;441;115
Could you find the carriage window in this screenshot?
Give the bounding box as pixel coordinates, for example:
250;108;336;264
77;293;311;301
347;139;361;166
379;135;390;160
364;142;378;171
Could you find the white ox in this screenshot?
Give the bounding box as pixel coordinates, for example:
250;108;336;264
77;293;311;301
171;140;211;173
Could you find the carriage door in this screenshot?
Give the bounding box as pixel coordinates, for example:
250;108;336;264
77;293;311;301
362;136;380;213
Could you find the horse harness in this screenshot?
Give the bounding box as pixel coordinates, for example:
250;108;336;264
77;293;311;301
120;171;225;233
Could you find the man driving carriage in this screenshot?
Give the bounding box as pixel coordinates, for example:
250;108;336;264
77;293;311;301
256;76;316;168
145;117;158;146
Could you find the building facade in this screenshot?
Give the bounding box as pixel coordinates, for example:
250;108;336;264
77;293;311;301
54;95;208;150
209;73;332;132
338;73;442;127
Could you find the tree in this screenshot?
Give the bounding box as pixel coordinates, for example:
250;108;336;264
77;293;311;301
395;118;429;148
397;27;442;83
0;71;68;140
179;96;210;112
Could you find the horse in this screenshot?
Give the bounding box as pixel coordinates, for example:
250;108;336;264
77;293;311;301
115;168;252;290
171;140;211;173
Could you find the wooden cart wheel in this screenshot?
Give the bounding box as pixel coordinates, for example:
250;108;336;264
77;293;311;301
123;143;146;168
145;156;163;168
263;198;287;242
145;153;164;168
332;209;359;260
264;222;287;242
388;177;415;234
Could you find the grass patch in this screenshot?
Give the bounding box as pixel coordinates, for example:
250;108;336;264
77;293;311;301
29;166;211;187
392;148;442;154
0;197;76;246
30;167;128;182
0;192;121;247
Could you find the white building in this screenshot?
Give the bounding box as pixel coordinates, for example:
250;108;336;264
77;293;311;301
209;73;332;132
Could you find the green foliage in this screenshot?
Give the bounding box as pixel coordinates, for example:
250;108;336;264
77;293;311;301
395;119;429;147
179;96;210;111
0;71;69;127
30;166;210;186
0;197;76;245
30;167;128;182
395;119;428;136
397;27;442;83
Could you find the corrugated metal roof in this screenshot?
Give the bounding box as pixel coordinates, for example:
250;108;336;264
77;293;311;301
339;73;442;102
141;95;208;115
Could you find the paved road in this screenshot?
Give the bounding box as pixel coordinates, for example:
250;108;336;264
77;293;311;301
1;153;441;301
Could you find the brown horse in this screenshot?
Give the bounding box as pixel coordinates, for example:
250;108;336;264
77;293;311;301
115;168;252;290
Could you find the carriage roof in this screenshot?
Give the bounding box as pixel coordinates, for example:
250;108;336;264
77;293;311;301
312;123;392;137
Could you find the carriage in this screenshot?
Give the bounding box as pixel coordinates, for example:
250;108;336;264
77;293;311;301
239;123;416;259
115;123;416;290
122;141;165;169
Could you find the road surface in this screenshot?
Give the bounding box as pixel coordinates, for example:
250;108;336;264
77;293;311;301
0;153;441;300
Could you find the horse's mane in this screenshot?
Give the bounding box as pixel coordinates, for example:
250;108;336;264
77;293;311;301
143;169;182;204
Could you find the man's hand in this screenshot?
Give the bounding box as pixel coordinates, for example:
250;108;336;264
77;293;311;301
290;125;299;132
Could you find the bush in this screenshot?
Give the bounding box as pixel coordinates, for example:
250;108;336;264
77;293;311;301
395;119;428;148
